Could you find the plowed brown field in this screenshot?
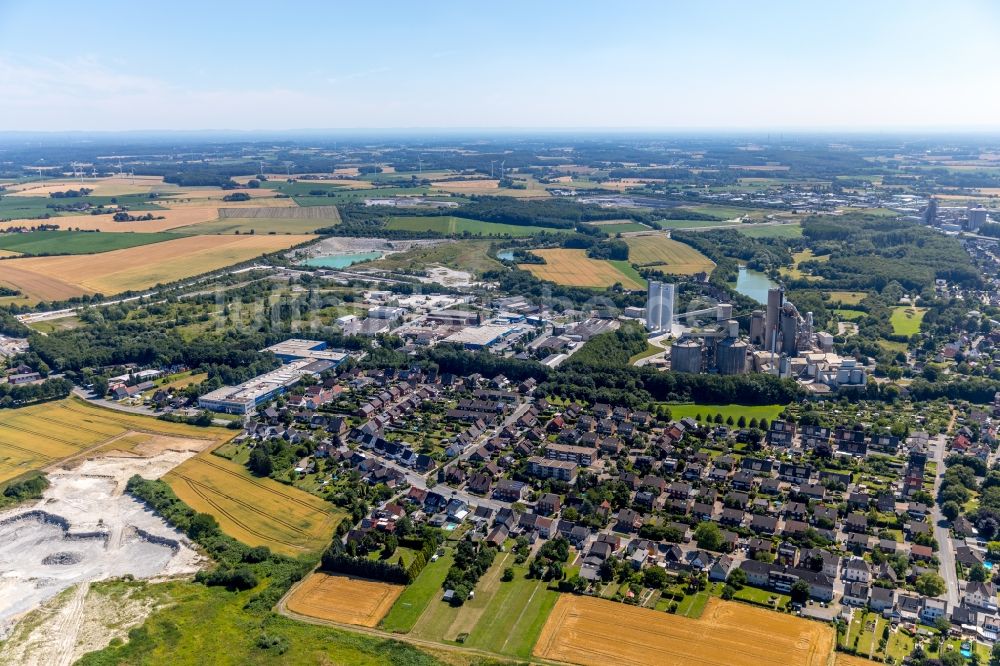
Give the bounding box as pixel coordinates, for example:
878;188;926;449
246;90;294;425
533;596;834;666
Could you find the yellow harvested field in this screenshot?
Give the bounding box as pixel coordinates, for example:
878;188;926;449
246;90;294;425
165;453;342;556
0;398;229;485
160;189;295;205
534;596;834;666
0;206;224;233
625;235;716;274
431;179;499;192
835;655;878;666
0;234;311;300
7;176;171;197
520;248;643;289
285;574;404;627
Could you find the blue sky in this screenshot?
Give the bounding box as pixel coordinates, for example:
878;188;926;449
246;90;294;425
1;0;999;131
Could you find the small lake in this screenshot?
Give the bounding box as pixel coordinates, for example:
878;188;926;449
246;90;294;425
303;251;383;269
496;250;515;261
733;266;778;304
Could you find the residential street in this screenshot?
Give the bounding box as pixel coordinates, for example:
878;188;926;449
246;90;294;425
930;432;960;609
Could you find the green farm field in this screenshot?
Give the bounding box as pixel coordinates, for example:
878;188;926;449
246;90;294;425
827;290;868;305
0;230;176;256
386;215;562;237
737;223;803;238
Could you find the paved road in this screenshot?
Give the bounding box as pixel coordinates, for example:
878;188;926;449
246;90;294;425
18;264;274;324
71;387;232;427
929;432;960;610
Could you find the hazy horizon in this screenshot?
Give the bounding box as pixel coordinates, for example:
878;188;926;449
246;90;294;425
2;0;1000;132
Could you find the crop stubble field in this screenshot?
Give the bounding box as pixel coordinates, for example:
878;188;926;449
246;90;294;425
624;235;716;274
533;596;834;666
285;573;404;627
520;248;644;289
0;398;230;486
0;234;310;300
164;453;342;556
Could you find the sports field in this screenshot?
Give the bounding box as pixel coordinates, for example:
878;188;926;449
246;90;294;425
0;234;310;300
663;403;785;423
889;306;926;335
385;215;559;237
533;596;834;666
520;248;644;289
285;573;403;627
164;453;343;556
624;235;715;274
0;398;230;486
0;230;176;256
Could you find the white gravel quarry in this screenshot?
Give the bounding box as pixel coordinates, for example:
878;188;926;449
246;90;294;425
0;451;205;639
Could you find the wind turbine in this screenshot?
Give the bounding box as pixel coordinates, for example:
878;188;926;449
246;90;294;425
499;160;506;180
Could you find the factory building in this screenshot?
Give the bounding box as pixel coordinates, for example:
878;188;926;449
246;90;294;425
671;337;703;373
716;336;749;375
645;281;675;332
749;310;765;346
968;206;990;232
262;339;348;366
765;287;783;352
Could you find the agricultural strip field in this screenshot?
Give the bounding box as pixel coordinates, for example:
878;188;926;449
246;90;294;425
624;235;716;275
285;573;403;627
381;549;455;633
0;397;230;486
0;234;311;300
385;215;561;237
533;596;834;666
164;453;343;556
460;565;559;658
0;230;176;256
890;306;927;335
217;205;341;221
661;403;786;424
520;248;644;289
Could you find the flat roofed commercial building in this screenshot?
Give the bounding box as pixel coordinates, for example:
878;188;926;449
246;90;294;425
262;339;348;365
198;359;319;414
443;324;518;349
